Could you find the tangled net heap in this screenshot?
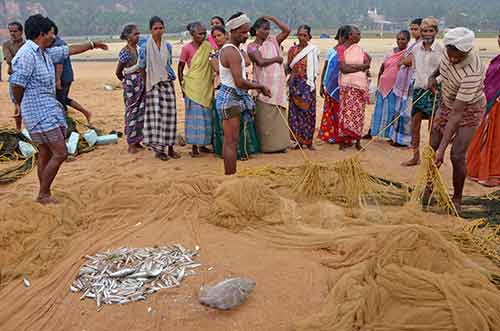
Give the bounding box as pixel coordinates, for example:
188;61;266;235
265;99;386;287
205;177;500;330
0;129;36;185
240;158;407;211
410;145;458;216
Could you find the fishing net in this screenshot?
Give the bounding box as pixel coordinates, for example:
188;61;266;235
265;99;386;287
202;176;500;330
454;219;500;274
0;115;112;185
0;129;36;184
294;224;500;331
461;191;500;224
0;129;28;161
0;155;36;185
409;145;458;216
206;178;285;231
240;161;408;210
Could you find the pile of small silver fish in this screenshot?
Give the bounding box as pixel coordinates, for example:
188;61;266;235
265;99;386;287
71;245;201;310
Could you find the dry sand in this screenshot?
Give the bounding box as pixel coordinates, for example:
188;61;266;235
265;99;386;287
0;38;498;331
70;37;500;61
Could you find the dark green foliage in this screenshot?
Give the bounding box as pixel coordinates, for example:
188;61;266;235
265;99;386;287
3;1;499;36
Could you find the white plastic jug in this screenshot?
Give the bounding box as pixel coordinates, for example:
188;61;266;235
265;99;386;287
21;129;31;141
18;141;36;158
66;132;80;155
96;134;118;145
83;129;98;147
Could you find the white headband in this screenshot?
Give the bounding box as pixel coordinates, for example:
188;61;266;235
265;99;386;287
226;14;251;31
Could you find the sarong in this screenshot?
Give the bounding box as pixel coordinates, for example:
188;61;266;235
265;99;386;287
213;98;259;160
288;76;316;146
143;81;177;153
412;87;440;119
184;97;212;145
338;86;367;142
318;93;342;143
123;71;145;145
388;95;411;146
467;97;500;187
370;91;398;139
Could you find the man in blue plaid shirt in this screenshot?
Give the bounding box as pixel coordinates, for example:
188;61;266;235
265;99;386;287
11;14;107;204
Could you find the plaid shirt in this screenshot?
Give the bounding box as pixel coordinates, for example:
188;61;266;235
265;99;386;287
11;40;69;133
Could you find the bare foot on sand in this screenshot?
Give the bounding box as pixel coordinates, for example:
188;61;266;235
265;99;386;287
452;197;462;213
402;156;420;167
168;150;181;159
200;146;213;153
128;145;140;154
36;195;58;205
155;152;169;161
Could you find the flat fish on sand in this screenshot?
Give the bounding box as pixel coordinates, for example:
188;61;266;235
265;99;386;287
199;277;256;310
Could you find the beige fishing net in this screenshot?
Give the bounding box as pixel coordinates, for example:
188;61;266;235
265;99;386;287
3;171;499;329
205;177;500;330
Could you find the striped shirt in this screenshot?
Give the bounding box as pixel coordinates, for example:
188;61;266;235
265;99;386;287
440;51;486;108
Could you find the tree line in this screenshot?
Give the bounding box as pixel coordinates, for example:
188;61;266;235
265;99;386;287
2;0;499;36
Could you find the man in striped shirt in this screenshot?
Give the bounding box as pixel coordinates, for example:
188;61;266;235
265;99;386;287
428;27;486;211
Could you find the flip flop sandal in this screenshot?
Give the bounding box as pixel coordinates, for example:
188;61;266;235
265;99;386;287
155;152;169;161
189;152;202;158
169;151;182;159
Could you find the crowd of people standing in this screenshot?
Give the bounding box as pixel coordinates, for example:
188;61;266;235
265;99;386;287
2;12;500;209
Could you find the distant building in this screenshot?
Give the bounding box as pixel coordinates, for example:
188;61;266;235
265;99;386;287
367;8;394;36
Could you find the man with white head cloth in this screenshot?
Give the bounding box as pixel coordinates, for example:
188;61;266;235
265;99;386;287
428;27;486;211
216;12;271;175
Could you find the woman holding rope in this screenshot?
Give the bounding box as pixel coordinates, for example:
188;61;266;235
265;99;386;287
366;30;410;141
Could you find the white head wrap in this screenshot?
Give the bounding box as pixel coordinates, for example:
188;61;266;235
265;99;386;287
226;14;251;31
444;27;475;52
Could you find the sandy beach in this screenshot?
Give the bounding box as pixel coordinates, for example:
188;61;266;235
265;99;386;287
0;38;498;330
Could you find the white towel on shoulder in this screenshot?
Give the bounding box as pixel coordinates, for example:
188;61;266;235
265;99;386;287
289;43;320;89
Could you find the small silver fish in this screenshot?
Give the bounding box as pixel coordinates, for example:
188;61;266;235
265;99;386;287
186;263;202;269
109;268;136;278
72;245;202;310
177;267;185;282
